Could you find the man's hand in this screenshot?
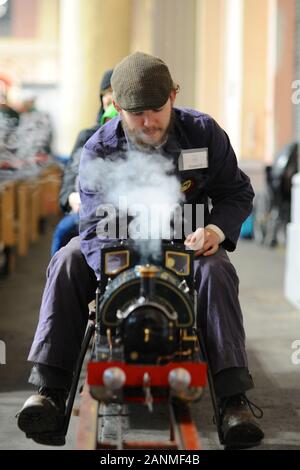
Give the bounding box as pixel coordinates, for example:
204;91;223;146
184;227;222;257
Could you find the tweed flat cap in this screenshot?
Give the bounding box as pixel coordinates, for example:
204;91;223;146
111;52;173;112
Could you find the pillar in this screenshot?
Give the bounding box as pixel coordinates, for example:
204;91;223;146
37;0;59;42
222;0;244;157
274;0;295;151
241;0;269;161
58;0;130;155
130;0;196;108
194;0;225;124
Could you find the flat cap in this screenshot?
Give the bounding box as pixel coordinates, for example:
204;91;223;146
111;52;173;112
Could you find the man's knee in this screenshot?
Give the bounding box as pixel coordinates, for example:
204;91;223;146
194;248;238;286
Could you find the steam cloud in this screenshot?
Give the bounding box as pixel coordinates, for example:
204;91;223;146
80;150;184;260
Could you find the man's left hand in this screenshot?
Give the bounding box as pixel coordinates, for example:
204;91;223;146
184;227;221;257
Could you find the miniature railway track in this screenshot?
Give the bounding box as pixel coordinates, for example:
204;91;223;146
75;384;202;450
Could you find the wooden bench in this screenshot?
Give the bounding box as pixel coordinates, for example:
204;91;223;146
0;165;62;271
0;181;17;273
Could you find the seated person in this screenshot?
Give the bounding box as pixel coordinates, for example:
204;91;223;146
51;71;117;256
17;52;264;449
0;83;20;171
17;91;53;167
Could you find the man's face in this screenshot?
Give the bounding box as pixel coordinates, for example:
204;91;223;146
114;90;176;148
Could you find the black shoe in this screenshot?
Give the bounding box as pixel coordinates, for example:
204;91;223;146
16;387;67;446
220;393;264;449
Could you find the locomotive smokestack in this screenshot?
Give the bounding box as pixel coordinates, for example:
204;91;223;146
136;264;159;300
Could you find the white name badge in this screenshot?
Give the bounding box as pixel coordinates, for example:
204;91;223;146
178;148;208;171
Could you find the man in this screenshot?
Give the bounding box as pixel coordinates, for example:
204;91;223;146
17;52;264;449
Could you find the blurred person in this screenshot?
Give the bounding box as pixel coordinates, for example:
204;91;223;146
0;79;20;171
51;70;116;256
19;90;37;113
17;53;264;449
15;90;53;167
0;80;19;121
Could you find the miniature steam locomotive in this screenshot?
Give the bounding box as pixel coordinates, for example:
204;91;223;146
87;240;207;406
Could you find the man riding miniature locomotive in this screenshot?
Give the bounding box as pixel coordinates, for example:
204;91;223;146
17;51;264;449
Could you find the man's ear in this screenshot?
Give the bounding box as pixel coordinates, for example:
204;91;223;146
113;100;122;113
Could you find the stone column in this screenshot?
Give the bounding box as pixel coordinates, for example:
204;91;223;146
130;0;196;108
241;0;269;162
37;0;59;42
58;0;130;155
151;0;196;108
194;0;225;124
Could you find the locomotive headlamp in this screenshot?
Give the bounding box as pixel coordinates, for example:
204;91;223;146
165;251;190;276
168;367;191;391
105;250;129;275
103;367;126;390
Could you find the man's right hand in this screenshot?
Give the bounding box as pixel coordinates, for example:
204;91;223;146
184;227;221;257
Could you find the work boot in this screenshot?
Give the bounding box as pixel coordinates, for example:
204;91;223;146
16;387;67;446
220;393;264;449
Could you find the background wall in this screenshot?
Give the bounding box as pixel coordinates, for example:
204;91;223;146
0;0;298;162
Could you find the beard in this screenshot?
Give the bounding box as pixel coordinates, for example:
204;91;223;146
121;109;175;152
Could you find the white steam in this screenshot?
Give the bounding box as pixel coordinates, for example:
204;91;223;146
81;150;184;260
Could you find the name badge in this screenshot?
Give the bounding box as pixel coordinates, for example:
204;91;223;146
178;148;208;171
